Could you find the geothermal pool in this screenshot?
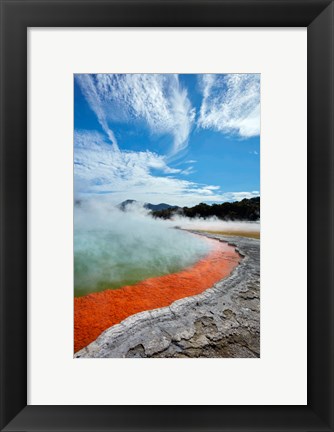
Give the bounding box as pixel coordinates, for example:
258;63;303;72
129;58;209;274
74;227;212;297
74;235;240;353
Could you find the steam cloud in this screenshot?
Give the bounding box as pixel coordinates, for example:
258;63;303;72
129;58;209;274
166;215;260;233
74;200;212;296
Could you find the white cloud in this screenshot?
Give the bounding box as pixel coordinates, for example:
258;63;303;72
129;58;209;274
198;74;260;138
76;74;195;155
180;166;196;176
208;191;260;202
75;75;119;150
74;130;259;207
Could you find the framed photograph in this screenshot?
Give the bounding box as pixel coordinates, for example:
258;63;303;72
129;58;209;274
73;72;261;359
1;0;333;431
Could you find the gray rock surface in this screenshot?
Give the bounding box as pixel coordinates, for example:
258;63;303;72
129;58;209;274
75;232;260;358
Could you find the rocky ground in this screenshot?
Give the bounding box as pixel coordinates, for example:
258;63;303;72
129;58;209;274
75;232;260;358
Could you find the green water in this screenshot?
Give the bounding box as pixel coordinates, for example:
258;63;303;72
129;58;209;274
74;260;184;297
74;228;210;298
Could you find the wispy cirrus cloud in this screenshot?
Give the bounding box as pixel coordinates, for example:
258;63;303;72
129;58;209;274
75;74;195;156
75;75;119;151
198;74;260;138
74;130;259;206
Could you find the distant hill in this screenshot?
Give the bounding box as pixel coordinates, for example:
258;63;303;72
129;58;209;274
151;197;260;221
145;202;177;211
118;199;178;212
117;199;138;210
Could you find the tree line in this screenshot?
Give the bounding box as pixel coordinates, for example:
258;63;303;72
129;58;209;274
151;197;260;221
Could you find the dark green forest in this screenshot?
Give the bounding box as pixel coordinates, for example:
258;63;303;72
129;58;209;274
151;197;260;221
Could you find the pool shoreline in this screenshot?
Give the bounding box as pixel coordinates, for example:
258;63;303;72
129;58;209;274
75;232;260;358
74;234;240;353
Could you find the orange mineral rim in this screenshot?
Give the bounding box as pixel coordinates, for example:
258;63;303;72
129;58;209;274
74;237;240;353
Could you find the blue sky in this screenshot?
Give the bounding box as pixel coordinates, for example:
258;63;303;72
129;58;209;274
74;74;260;206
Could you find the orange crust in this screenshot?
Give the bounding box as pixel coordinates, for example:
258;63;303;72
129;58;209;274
74;238;240;353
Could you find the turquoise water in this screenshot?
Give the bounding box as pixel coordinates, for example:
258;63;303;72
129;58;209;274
74;225;211;297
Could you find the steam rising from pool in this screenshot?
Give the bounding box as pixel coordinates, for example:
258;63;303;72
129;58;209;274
74;200;212;297
167;216;260;234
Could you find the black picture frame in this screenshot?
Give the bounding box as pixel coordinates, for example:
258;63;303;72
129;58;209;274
1;0;333;431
